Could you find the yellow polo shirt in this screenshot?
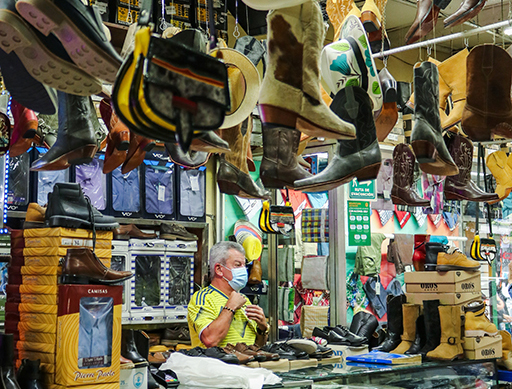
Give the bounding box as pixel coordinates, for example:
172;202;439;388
187;285;257;348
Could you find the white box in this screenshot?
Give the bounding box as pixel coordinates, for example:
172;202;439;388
120;366;147;389
112;240;131;323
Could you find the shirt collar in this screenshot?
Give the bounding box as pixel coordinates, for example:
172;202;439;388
208;285;229;299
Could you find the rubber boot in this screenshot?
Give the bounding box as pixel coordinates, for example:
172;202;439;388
499;330;512;370
121;329;147;366
16;359;43;389
9;99;37;157
418;300;441;358
349;311;379;342
218;118;270;199
391;304;420;354
373;295;406;352
30;92;98;171
405;315;426;354
487;151;512;202
411;62;458;176
258;1;356;140
425;242;446;271
426;305;464;361
260;124;312;189
0;333;21;389
464;301;499;337
390;144;430;206
294;86;381;192
413;235;428;272
462;45;512;141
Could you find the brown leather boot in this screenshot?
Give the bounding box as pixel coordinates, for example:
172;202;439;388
114;225;157;240
404;0;440;45
260;124;312;189
218;117;270;199
61;248;134;284
444;0;486;27
391;144;430;206
444;134;499;202
122;131;155;174
462;45;512;141
104;109;130;174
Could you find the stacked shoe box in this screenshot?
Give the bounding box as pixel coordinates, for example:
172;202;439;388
405;270;481;305
164;239;196;323
112;240;131;323
5;227;113;387
128;238;166;323
0;234;11;324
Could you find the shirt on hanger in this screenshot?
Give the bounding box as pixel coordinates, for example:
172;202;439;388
179;168;205;217
112;167;140;212
75;158;105;210
145;167;174;215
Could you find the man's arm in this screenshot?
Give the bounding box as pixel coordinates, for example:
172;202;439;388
200;291;247;348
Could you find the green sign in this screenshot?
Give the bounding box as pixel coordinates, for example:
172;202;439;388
348;201;371;246
349;179;376;201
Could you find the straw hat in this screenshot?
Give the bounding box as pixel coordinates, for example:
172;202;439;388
241;0;310;11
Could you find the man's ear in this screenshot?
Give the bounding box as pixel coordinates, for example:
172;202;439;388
214;263;224;277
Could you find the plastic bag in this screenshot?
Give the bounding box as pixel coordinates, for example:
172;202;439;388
160;353;281;389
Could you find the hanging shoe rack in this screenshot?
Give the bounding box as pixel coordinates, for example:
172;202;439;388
372;19;512;58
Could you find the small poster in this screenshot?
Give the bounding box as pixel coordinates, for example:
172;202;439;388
348;201;371;246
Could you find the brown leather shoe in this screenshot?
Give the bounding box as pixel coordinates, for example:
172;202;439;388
24;203;46;229
61;248;134;284
120;355;135;369
114;224;157;240
10;100;37;157
148;352;169;365
376;102;399;142
233;343;267;362
404;0;440;45
223;344;255;364
248;260;262;285
122;131;155;174
247;344;280;361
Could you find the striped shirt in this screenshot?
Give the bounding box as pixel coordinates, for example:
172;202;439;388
187;285;257;348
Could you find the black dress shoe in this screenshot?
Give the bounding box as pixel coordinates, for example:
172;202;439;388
262;343;308;360
203;347;240;364
310;344;333;359
326;326;367;346
16;0;122;83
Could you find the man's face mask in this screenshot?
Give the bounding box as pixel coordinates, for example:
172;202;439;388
221;264;248;291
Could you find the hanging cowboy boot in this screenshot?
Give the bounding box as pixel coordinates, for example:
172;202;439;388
166;142;209;169
103;102;130;174
121;131;155;174
411;62;458;176
37;112;58;148
333;1;362;40
404;0;440;45
294;86;381;192
462;45;512;141
426;305;463;361
444;134;499;202
418;300;441;358
391;144;430;206
258;1;356;140
373;295;406;352
425;241;447;271
376;68;398;142
486;150;512;202
444;0;487;28
31;92;98;171
218;117;270;199
397;82;414;115
413;234;428;272
437;49;469;130
360;0;382;32
391;304;420;354
9;99;36;157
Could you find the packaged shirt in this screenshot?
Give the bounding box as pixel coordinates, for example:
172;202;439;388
179;168;205;218
38;169;68;206
112;167;140;212
75;158;106;210
145;167;174;215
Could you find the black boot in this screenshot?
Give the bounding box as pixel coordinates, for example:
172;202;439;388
418;300;441;358
45;183;118;230
16;359;43;389
349;311;379;342
294;86;381;192
0;333;21;389
30;92;98;171
166;143;210;169
259;124;312;189
133;331;150;360
397;82;413;115
425;242;447;271
373;295;406;352
147;367;159;389
405;315;426;354
411;62;458;176
121;330;147;366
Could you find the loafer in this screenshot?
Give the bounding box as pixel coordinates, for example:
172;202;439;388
327;326;367;346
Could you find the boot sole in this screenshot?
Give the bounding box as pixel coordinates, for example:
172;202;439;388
49;215;118;230
390;195;430;207
160;233;196;241
361;11;381;33
30;144;98;171
61;273;134;285
437;264;481;271
465;330;499;337
217;179;269;200
443;0;486;28
259;104;356;141
16;0;120;83
0;10;101;96
411;139;458;176
444;190;498;202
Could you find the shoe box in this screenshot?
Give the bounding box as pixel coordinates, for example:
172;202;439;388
404;270;481;293
120;365;147;389
0;235;11;324
463;335;502;360
329;345;369;368
406;291;481;306
56;284;122;386
112;240;131;323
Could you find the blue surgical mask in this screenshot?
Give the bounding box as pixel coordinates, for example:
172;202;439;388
221;265;248;291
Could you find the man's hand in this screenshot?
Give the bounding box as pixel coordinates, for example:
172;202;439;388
245;305;267;330
225;291;247;311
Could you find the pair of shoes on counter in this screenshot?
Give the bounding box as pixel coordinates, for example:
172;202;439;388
261;342;310;360
113;222;198;241
312;326;367;347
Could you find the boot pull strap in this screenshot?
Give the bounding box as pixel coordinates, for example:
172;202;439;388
481;45;494;78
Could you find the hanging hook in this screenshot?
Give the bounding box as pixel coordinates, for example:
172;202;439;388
426;44;432;57
464;37;469;48
233;0;240;39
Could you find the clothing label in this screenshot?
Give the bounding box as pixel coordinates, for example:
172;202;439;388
375;281;381;296
190;175;200;192
383;189;391;200
158;184;165;202
166;5;176;15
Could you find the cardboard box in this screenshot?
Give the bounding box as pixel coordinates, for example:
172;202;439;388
24;237;111;250
112;240;130;322
19;303;58;314
20;285;58;295
16;360;55;373
19;331;56;345
24;227;112;240
48;383;119;389
405;271;481;293
18;320;57;334
119;366;147;389
317;355;342;365
17;340;55;353
24;256;63;267
23;247;111;258
21;266;61;276
406;292;481;305
114;5;139;25
18;350;55;364
20;312;57;324
21;294;58;305
463;335;502;360
22;275;59;285
329;345;369;364
56;284;122;386
289;359;318;370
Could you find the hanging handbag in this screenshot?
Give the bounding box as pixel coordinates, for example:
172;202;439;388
258;191;295;235
479;144;497;265
259;200;278;234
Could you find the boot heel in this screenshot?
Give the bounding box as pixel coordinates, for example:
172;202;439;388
68;144;98;165
116;131;130;151
361;11;381;32
260;176;286;189
61;274;92;285
355;163;382;182
217;179;240;196
412;140;437;163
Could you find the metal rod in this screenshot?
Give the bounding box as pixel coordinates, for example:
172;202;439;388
267;190;279;343
373;19;512;58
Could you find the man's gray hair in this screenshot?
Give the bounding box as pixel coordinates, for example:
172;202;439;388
209;241;245;279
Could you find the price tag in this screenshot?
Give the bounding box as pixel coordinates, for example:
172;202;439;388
383;189;390;200
375;281;381;296
158;184;165;202
190;175;200;192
